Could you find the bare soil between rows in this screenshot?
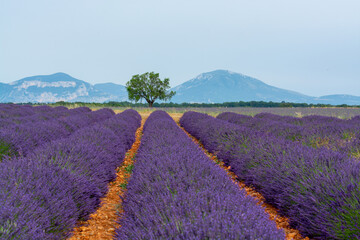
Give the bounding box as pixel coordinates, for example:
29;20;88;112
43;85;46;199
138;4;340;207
69;118;145;240
176;119;309;240
69;112;309;240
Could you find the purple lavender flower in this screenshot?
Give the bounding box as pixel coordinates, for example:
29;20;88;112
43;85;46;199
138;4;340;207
116;110;284;239
181;111;360;239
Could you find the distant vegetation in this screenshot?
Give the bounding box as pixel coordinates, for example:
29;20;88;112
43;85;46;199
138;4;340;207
31;100;360;108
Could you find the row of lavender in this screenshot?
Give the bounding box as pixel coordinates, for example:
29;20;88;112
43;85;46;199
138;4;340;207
115;111;285;239
218;112;360;156
180;111;360;239
0;109;141;240
0;107;114;160
0;104;91;129
0;104;66;118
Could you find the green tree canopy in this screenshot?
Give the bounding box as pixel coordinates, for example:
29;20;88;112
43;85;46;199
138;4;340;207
126;72;176;107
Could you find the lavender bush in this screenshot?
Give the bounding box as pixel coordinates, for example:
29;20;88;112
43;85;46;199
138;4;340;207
0;158;83;239
0;109;141;240
115;110;285;240
181;111;360;239
0;108;114;159
0;105;90;129
0;104;40;118
218;111;360;155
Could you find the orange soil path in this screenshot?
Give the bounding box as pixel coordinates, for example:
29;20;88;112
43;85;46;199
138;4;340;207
68;111;309;240
175;118;310;240
69;119;145;240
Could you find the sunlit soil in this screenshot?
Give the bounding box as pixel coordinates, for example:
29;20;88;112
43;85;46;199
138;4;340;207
175;117;309;240
72;110;309;239
69;119;144;240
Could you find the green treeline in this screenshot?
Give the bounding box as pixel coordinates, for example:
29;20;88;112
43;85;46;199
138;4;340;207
39;100;359;108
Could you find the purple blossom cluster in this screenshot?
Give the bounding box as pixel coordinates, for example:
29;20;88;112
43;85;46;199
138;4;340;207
116;110;285;239
0;109;141;240
0;104;91;129
0;104;51;118
180;111;360;240
218;112;360;155
0;108;115;159
191;107;360;119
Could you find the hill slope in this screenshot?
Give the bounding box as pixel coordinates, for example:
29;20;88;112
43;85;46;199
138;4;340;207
94;83;128;102
170;70;313;103
1;70;359;105
1;73;119;103
314;95;360;106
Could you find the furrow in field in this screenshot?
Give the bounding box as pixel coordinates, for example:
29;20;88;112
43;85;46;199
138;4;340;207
115;111;285;239
69;119;144;240
180;111;360;239
174;116;308;240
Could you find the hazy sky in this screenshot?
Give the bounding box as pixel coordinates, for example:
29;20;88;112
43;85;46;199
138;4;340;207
1;0;359;96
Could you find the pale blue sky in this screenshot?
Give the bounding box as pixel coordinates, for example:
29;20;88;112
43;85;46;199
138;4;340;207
1;0;359;96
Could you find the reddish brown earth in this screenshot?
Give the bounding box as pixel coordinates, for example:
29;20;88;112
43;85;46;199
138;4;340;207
69;111;309;240
176;121;310;240
69;119;144;240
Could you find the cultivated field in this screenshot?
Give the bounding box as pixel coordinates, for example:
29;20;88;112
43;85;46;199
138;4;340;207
1;104;359;240
99;106;360;119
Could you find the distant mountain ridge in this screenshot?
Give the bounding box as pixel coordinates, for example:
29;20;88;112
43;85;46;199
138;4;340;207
313;94;360;106
0;70;359;105
93;82;128;100
0;73;127;103
170;70;313;103
169;70;360;105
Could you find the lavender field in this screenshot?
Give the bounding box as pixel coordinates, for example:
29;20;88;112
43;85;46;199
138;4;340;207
1;104;360;239
209;107;360;119
181;111;360;239
0;104;141;239
115;106;360;119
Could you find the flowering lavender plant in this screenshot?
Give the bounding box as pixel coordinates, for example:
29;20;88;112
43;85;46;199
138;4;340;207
0;109;141;239
181;111;360;239
116;110;284;239
0;108;114;159
218;111;360;155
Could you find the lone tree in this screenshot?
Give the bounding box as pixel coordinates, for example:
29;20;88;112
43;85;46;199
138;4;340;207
126;72;176;107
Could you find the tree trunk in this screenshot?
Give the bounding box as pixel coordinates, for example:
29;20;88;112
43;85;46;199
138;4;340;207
146;99;155;108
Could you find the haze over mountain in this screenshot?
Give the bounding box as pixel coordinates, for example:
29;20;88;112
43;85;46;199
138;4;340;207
0;73;127;103
94;83;127;99
171;70;314;103
0;70;359;105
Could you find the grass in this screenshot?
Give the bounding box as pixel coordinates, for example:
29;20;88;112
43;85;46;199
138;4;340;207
0;141;14;161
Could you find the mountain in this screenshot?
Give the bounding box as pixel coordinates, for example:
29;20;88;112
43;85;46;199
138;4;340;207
94;83;127;101
1;70;359;105
170;70;360;105
170;70;314;103
0;73;125;103
314;95;360;106
0;83;12;102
